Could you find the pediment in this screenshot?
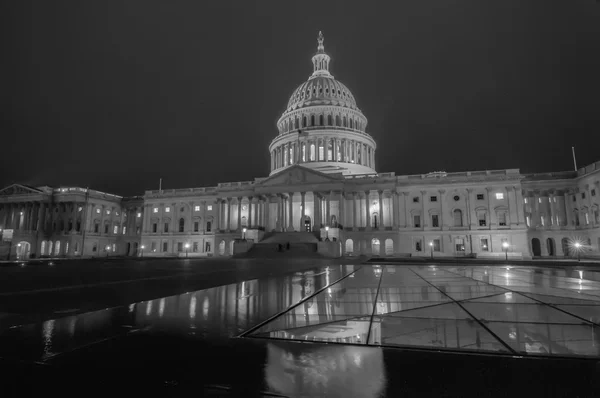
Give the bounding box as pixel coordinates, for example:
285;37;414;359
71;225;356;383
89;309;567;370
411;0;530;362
257;165;342;187
0;184;44;196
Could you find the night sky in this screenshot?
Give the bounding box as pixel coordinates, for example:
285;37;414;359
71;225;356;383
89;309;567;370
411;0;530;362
2;1;599;196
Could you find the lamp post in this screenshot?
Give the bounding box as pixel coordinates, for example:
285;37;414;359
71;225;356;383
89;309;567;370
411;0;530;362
429;241;433;259
325;225;329;241
574;242;581;262
16;243;21;261
185;243;190;258
140;245;145;258
502;242;509;262
242;227;247;240
105;245;110;258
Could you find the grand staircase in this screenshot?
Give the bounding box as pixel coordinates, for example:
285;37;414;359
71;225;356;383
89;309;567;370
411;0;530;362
236;231;321;258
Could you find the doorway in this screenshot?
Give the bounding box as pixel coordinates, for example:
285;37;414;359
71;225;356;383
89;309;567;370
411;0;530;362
531;238;541;256
546;238;555;256
16;241;31;260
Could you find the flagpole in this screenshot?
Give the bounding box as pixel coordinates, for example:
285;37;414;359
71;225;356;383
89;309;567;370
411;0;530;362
572;147;578;171
159;178;162;192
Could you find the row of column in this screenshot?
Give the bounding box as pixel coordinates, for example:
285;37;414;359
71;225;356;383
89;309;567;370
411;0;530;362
271;138;375;171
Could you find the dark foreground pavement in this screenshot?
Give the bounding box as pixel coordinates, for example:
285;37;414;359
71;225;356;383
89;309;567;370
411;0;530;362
0;258;599;397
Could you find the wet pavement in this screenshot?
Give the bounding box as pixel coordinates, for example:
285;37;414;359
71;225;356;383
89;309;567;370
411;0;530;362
1;259;600;397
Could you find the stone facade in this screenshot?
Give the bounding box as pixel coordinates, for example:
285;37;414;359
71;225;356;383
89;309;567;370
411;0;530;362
1;33;599;260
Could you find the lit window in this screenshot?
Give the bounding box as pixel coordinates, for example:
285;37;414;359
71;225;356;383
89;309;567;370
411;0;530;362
137;212;141;217
78;207;82;212
495;193;504;200
165;207;170;213
207;205;212;211
122;226;126;234
106;210;110;215
113;225;118;234
96;208;101;214
553;197;557;202
194;205;200;211
540;216;545;227
526;216;531;227
524;198;528;204
112;243;116;252
153;208;158;213
538;198;542;203
585;213;589;225
480;238;489;252
115;211;119;216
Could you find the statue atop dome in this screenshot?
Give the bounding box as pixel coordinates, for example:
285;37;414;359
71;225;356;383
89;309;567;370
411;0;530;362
317;31;324;53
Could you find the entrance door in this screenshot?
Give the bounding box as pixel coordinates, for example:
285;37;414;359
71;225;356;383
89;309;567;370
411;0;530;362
304;216;312;232
531;238;541;256
16;242;31;260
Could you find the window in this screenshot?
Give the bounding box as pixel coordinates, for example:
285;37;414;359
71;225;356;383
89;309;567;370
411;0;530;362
96;208;101;214
162;242;168;252
194;205;200;211
122;226;126;234
207;205;212;211
477;211;486;227
76;221;81;232
453;209;463;227
153;208;158;213
179;218;185;232
194;221;199;232
592;189;596;197
92;243;97;252
165;207;170;213
415;240;422;252
137;212;141;217
495;193;504;200
78;207;82;212
104;224;109;234
480;238;489;251
526;216;531;227
553;197;557;202
476;194;484;200
413;197;419;203
205;242;211;252
433;239;441;252
151;242;156;252
193;242;198;252
113;225;118;234
136;227;141;234
585;213;590;225
177;242;183;252
453;195;460;201
594;209;600;223
206;221;212;232
112;243;116;252
94;222;99;233
164;223;169;233
413;215;421;228
541;215;545;227
498;212;507;226
572;196;576;202
430;196;437;202
582;192;586;199
432;215;439;228
524;198;528;204
68;220;73;231
152;223;157;233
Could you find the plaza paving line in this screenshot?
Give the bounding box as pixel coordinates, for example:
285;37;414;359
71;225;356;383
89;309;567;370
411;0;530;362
238;266;361;338
441;268;600;326
407;267;518;354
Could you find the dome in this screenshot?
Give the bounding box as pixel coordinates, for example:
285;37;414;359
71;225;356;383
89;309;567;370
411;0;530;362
285;76;359;112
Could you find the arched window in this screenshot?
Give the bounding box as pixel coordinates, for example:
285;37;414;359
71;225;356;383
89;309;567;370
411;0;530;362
41;241;46;255
349;118;354;129
294;118;299;129
179;218;185;232
319;114;324;126
327;114;333;126
206;221;212;232
310;115;315;126
55;241;61;256
453;209;463;227
310;144;316;161
343;116;347;127
335;115;341;126
302;116;307;128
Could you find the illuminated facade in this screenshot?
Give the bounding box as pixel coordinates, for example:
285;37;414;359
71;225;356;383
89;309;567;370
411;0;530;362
0;33;599;260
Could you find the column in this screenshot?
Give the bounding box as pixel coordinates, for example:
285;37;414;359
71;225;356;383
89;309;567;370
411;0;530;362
466;189;473;229
352;192;359;228
265;196;271;230
364;191;371;228
548;190;556;227
225;198;231;231
377;190;384;229
313;192;320;229
248;196;253;228
392;192;399;228
564;190;573;227
325;193;331;226
439;189;446;230
71;202;77;232
237;197;242;231
420;191;427;227
339;192;345;228
288;192;294;231
36;202;44;232
300;192;306;223
533;191;541;227
403;192;409;228
505;186;516;226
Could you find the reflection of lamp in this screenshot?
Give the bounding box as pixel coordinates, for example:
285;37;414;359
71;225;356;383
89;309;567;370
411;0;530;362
325;225;329;241
502;241;509;261
242;227;247;240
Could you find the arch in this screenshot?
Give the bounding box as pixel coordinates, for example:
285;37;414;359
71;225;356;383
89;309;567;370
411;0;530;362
16;241;31;260
310;114;315;126
310;144;316;161
349;118;354;129
371;238;380;256
453;209;463;227
343;116;347;127
531;238;541;257
219;240;225;255
179;217;185;232
561;238;570;257
335;115;341;126
319;114;324;126
546;238;555;256
327;114;333;126
372;212;379;229
302;116;307;128
384;239;394;256
54;241;61;256
345;239;354;254
48;241;53;256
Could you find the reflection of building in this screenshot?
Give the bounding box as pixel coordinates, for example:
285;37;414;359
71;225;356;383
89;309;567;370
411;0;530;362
0;33;599;259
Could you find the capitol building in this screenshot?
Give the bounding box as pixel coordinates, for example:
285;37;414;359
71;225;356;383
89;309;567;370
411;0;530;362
1;33;599;261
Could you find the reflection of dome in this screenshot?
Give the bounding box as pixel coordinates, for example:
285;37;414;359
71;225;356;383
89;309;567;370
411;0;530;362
286;76;359;112
265;342;386;397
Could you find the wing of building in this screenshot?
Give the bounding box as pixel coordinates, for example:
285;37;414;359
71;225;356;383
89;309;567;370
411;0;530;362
1;33;599;260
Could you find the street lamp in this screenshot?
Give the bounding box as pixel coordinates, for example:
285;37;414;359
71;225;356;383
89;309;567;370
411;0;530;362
242;227;247;240
574;242;582;262
429;241;433;259
502;242;509;261
140;245;145;258
16;243;21;261
325;225;329;241
185;243;190;258
105;245;110;258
